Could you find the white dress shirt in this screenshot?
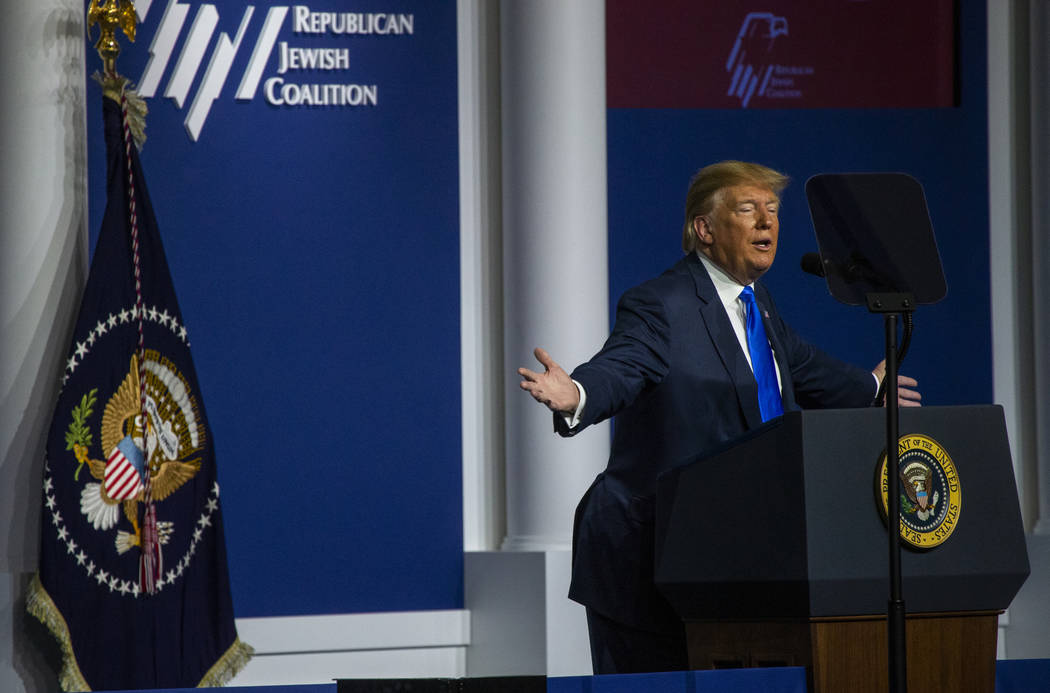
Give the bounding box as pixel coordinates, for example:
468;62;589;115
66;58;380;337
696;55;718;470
695;252;783;388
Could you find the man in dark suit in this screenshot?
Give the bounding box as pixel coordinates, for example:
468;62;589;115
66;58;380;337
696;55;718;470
518;161;921;674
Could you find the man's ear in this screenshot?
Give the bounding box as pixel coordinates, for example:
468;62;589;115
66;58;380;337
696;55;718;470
693;216;712;247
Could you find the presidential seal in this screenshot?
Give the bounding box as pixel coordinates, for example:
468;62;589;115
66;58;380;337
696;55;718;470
876;434;961;549
44;302;222;598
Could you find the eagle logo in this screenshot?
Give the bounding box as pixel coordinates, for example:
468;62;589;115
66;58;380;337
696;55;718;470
66;350;203;557
876;434;961;550
901;461;939;521
725;12;789;107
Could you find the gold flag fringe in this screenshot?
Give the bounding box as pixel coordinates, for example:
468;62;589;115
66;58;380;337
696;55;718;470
27;573;255;689
25;574;91;692
91;72;148;151
198;637;255;687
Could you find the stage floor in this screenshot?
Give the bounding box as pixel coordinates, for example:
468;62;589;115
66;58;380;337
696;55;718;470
100;658;1049;693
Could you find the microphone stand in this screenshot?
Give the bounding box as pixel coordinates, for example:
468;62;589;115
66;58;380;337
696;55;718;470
867;291;915;693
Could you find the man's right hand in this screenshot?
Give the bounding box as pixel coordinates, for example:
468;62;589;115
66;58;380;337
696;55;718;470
518;347;580;414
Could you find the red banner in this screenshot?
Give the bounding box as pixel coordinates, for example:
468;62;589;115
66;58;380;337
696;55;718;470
607;0;956;109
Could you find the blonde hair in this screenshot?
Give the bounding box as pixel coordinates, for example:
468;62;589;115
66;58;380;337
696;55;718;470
681;161;790;253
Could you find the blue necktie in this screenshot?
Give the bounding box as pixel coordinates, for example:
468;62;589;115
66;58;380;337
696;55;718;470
739;286;783;422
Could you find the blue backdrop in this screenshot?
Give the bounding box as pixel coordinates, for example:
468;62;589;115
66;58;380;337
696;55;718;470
83;0;989;622
86;0;462;617
606;0;989;408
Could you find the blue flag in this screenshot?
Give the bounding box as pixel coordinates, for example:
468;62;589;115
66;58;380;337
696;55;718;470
27;81;252;690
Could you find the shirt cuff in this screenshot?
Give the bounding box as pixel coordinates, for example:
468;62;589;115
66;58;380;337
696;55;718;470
561;379;586;429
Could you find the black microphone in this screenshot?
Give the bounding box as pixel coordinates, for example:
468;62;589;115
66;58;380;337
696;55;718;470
800;252;826;277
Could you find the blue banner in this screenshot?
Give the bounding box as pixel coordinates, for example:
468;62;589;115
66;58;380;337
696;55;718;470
84;0;463;618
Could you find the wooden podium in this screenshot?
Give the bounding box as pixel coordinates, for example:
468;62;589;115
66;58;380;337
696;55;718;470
654;406;1029;692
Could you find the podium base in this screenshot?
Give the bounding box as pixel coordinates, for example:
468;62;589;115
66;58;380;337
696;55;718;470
685;611;999;693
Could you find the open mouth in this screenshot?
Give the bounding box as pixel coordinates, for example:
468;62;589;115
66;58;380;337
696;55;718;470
752;239;774;250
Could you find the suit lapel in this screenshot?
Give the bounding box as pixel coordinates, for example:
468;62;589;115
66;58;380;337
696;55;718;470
686;255;764;429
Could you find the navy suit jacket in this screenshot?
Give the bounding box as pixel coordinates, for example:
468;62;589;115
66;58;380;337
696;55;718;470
560;253;875;631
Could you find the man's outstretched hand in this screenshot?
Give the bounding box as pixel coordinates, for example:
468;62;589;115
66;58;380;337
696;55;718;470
518;347;581;414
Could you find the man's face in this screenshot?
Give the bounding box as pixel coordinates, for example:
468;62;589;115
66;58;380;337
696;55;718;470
696;184;780;285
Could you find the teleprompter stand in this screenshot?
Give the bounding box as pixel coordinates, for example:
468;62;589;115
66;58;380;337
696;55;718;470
806;173;947;692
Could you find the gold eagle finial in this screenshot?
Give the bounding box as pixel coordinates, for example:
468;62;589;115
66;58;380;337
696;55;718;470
87;0;137;76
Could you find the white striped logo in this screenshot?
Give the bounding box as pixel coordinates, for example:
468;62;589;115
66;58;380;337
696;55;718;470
136;0;284;141
131;1;411;141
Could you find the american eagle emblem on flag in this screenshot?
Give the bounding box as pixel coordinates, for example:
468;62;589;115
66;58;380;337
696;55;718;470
71;350;202;555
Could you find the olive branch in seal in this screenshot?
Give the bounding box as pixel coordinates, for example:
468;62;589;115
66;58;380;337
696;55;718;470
64;388;98;481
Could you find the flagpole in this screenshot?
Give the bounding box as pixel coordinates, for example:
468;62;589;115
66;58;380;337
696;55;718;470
87;0;161;595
